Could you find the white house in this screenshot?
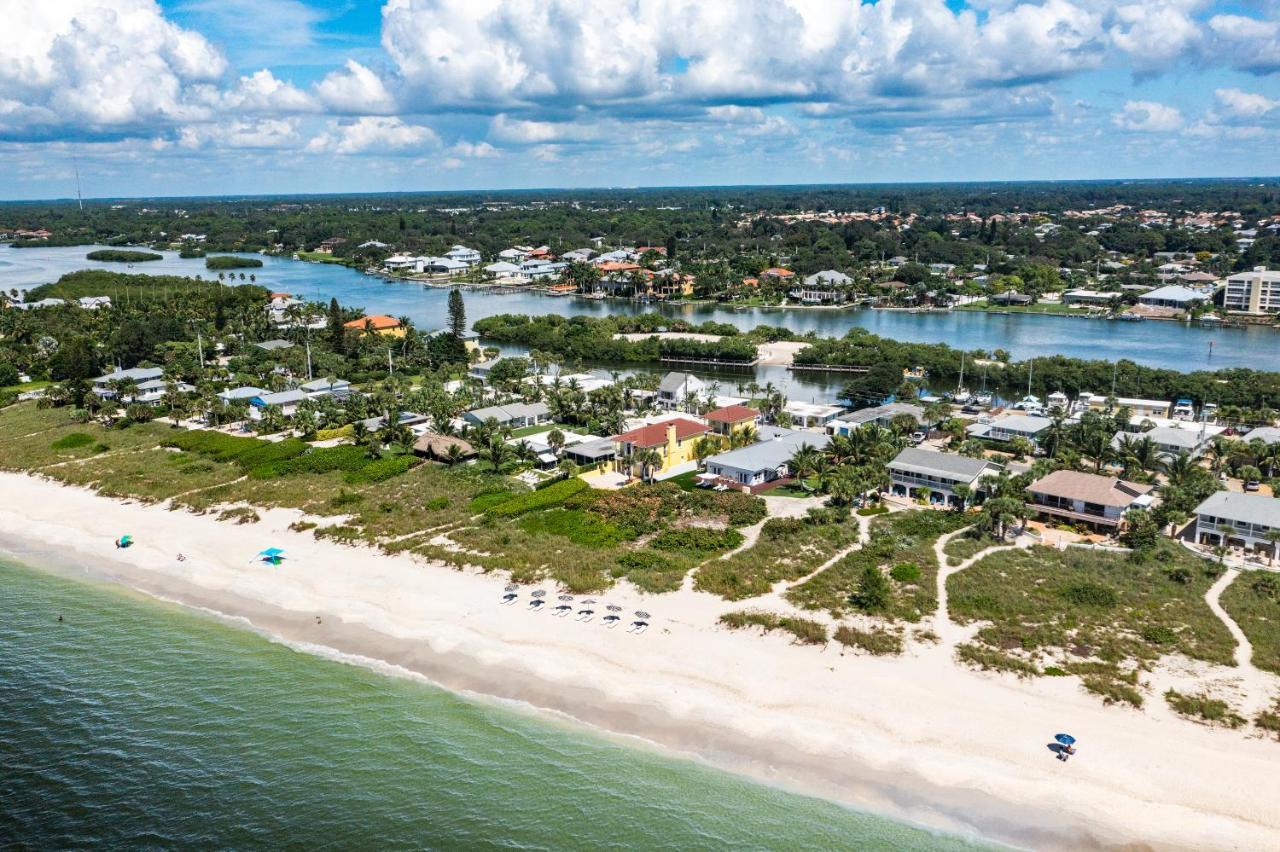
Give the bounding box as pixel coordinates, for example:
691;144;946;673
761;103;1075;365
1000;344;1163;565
828;402;924;435
656;372;707;410
887;448;1001;506
463;402;551;429
300;378;352;400
969;414;1053;445
1112;426;1210;459
782;400;845;429
704;430;830;490
1194;491;1280;555
93;367;165;398
249;389;307;419
445;245;481;266
1138;285;1204;311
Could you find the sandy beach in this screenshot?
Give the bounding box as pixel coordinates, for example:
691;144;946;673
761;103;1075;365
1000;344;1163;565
3;470;1278;851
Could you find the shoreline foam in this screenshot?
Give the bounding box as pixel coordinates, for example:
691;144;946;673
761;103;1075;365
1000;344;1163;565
3;471;1278;851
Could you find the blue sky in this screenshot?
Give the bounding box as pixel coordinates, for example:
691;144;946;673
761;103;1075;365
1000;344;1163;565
2;0;1279;200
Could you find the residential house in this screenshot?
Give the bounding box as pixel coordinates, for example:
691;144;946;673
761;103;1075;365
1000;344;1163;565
1224;267;1280;314
254;339;294;352
469;357;502;381
612;417;709;480
887;448;1001;506
1113;426;1210;460
828;402;924;435
783;401;845;429
790;270;852;304
300;378;352;400
1061;289;1116;306
445;245;481;266
703;429;830;491
704;404;760;437
483;261;522;278
419;256;469;276
656;372;707;410
343;315;405;337
93;367;165;398
383;254;419;271
563;437;617;467
988;291;1033;306
217;386;265;404
463;402;550;429
1193;491;1280;554
1243;426;1280;447
249;389;307;419
1084;396;1172;419
970;414;1053;446
78;296;112;310
498;247;531;263
519;259;567;281
1026;470;1153;530
412;433;477;462
761;267;795;280
1138;285;1204;311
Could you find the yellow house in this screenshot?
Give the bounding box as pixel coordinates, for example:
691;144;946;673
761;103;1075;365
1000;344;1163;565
704;404;760;438
344;314;406;338
612;418;709;479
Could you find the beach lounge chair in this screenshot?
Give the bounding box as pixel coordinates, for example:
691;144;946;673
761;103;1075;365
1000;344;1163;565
527;599;545;611
628;620;649;634
501;593;518;605
553;604;573;617
602;615;621;627
576;608;594;622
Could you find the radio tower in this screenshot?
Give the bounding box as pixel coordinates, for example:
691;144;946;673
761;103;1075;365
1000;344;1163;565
74;157;83;211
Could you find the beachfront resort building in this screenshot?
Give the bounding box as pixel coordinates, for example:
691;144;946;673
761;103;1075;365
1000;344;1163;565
445;245;482;266
887;448;1001;506
703;429;830;491
1026;470;1153;531
1193;492;1280;555
704;405;760;437
612;418;708;480
1223;267;1280;314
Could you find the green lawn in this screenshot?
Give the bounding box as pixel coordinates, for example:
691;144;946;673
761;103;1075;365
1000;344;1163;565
956;300;1099;316
663;470;701;491
510;423;558;438
1;380;51;394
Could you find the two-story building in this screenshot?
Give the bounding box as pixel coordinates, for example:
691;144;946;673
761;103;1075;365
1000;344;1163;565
656;372;707;410
1026;470;1153;531
1193;491;1280;555
704;404;760;437
969;414;1053;446
887;448;1001;506
612;417;708;480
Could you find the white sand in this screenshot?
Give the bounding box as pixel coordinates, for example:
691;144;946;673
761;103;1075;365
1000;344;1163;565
3;471;1279;851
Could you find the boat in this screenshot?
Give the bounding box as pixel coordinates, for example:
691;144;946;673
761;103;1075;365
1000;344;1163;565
950;353;972;404
1115;313;1144;322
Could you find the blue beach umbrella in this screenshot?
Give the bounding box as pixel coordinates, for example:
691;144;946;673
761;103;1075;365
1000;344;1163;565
1055;733;1076;746
259;548;285;557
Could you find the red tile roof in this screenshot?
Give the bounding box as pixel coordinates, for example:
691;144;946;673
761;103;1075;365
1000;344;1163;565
344;314;402;330
705;404;760;424
612;418;707;448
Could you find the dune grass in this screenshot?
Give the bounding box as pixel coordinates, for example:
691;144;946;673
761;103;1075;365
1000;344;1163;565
1218;571;1280;675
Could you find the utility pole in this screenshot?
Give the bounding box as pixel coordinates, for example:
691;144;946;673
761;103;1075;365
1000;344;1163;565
73;156;83;211
305;333;313;381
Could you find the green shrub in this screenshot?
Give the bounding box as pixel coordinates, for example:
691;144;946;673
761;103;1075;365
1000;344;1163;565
469;490;517;511
237;438;308;469
1082;675;1144;708
856;504;889;516
1165;689;1245;727
217;506;259;524
833;625;902;655
344;454;418;484
718;610;827;645
1042;666;1069;676
956;644;1039;678
314;524;363;542
252;445;370;478
486;477;587;517
650;526;743;556
329;489;364;508
1141;625;1178;646
890;562;921;583
51;432;94;450
315;424;354;441
1060;581;1118;608
425;496;450;510
614;550;689;594
165;430;268;464
519;509;629;547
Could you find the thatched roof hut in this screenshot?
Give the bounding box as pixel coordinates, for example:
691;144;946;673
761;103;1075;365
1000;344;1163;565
412;432;476;461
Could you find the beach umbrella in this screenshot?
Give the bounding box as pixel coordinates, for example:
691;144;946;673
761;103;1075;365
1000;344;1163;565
531;590;547;598
606;605;622;612
635;610;651;619
504;584;520;592
120;534;133;545
581;599;597;605
558;594;574;601
1055;733;1076;746
259;547;285;558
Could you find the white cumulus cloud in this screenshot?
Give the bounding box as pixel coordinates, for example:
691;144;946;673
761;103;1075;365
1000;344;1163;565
1112;100;1183;132
315;60;397;114
306;116;439;154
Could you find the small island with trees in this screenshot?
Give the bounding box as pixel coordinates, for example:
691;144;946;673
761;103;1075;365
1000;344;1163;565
86;249;163;263
205;255;264;270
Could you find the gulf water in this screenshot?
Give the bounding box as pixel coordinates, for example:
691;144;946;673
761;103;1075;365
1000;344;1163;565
0;556;993;849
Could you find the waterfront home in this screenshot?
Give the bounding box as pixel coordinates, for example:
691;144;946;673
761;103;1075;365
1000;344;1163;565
1193;492;1280;555
1083;395;1172;419
93;367;165;398
300;378;352;400
519;259;568;281
1113;426;1210;460
828;402;924;435
344;315;405;337
561;248;595;262
563;437;617;468
1118;416;1225;440
783;400;845;429
469;357;502;381
969;414;1053;446
761;267;795;280
989;291;1033;306
704;404;760;437
483;261;522;278
790;270;852;304
498;247;531;262
703;429;830;491
657;372;707;410
1026;470;1153;531
1138;285;1204;311
887;448;1001;506
612;418;708;480
383;255;418;271
1062;289;1115;306
463;402;551;429
420;256;470;276
1224;267;1280;314
249;389;306;419
445;245;481;266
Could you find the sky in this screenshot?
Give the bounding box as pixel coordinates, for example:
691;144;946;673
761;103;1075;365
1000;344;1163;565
1;0;1279;200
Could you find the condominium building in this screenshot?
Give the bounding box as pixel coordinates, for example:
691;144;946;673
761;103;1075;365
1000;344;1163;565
1224;267;1280;314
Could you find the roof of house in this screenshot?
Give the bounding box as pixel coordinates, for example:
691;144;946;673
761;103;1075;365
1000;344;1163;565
563;437;616;460
254;339;294;351
1028;469;1152;508
300;378;351;393
1120;427;1206;450
344;314;401;330
413;433;476;458
254;389;307;406
888;447;998;482
1195;491;1280;528
1140;285;1203;303
657;372;703;394
1243;426;1280;446
990;414;1053;434
705;430;829;473
466;402;550;422
217;386;264;400
837;402;924;425
762;267;795;278
803;270;852;286
705;404;760;424
613;417;707;448
96;366;164;383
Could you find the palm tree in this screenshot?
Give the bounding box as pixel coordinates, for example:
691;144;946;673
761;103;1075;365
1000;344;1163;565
787;443;821;491
1161;451;1196;488
482;435;512;472
1218;524;1238;562
1266;529;1280;567
636;448;664;483
444;444;466;466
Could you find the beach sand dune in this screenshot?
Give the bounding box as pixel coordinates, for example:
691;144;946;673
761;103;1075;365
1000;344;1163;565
2;471;1278;851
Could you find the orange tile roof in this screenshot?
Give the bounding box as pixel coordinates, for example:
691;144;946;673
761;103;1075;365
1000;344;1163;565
598;261;641;272
705;405;760;424
763;267;795;278
612;418;707;448
344;314;401;330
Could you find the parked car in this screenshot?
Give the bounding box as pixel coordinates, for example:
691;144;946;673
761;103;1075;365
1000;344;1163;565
1245;480;1261;492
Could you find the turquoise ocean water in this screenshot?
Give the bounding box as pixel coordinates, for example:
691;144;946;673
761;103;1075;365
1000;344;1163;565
0;556;994;850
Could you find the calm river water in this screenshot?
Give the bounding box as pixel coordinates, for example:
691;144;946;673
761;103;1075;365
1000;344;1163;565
3;244;1274;402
